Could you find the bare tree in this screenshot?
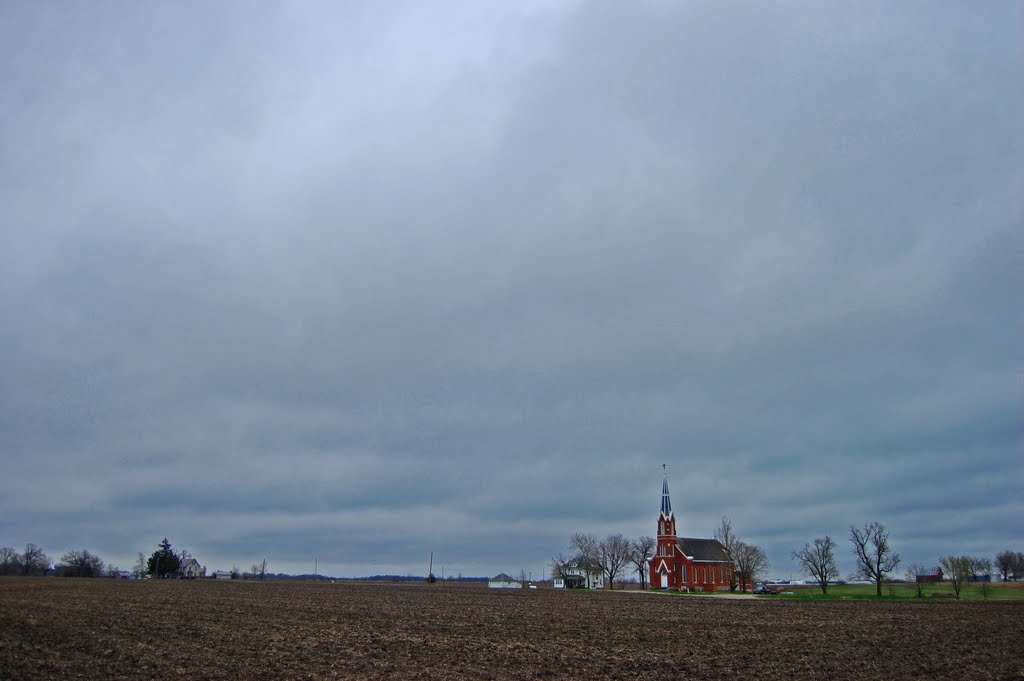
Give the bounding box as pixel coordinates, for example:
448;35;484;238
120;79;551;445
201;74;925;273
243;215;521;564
793;536;840;594
133;552;146;579
733;541;769;592
970;556;993;599
849;522;900;597
629;536;656;590
570;532;600;588
59;549;105;578
1008;552;1024;582
549;552;572;581
714;517;738;591
599;533;632;590
714;517;737;555
0;547;21;576
250;558;268;580
905;563;926;598
939;555;971;599
21;543;48;576
994;550;1016;582
969;556;992;580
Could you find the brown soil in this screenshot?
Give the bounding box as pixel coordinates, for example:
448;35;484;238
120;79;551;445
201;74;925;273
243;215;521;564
1;578;1021;679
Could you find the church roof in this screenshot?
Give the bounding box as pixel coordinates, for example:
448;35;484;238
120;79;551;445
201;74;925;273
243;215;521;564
677;538;731;563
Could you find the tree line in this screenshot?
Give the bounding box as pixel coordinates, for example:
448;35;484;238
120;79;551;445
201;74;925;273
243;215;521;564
931;552;1024;599
0;543;105;578
0;538;270;580
791;521;1021;599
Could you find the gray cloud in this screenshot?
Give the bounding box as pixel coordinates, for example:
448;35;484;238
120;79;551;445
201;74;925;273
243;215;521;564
1;1;1020;578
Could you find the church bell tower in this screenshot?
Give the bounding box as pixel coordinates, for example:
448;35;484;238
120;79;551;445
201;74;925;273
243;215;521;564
650;464;679;588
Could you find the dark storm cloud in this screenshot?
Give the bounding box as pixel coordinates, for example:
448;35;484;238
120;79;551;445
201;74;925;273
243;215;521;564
1;1;1020;577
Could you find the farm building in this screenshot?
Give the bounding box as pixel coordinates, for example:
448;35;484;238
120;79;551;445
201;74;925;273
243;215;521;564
553;557;604;589
179;558;206;579
915;567;943;584
488;573;521;589
648;470;734;591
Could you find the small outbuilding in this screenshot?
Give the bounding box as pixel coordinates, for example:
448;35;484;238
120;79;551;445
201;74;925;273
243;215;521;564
488;573;521;589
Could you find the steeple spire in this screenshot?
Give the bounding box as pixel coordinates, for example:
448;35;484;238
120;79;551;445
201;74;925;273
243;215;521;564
660;464;672;517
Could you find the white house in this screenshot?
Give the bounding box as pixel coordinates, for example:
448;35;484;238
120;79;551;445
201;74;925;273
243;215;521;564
555;558;604;589
488;573;522;589
179;558;205;579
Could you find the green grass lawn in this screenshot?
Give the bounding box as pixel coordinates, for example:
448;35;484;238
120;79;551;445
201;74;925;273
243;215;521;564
768;582;1024;601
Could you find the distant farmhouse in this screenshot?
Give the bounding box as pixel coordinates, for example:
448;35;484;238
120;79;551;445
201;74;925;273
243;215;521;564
179;557;206;579
553;557;604;590
648;472;733;591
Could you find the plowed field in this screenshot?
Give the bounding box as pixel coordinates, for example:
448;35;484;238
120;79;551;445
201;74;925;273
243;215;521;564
1;578;1021;679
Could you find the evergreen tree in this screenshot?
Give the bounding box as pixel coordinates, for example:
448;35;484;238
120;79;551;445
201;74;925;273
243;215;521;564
146;538;180;578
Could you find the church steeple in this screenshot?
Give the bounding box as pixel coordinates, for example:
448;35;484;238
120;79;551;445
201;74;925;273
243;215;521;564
657;465;677;538
660;464;673;518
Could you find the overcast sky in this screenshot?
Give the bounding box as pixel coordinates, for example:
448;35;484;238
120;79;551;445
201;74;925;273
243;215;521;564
1;1;1021;580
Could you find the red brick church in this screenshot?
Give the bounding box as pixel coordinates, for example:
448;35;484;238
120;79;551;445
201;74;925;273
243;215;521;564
648;469;733;591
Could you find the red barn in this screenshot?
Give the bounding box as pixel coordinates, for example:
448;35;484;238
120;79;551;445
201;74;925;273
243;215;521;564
648;472;733;591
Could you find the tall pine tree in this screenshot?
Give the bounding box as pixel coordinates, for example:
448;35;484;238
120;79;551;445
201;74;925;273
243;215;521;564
146;538;180;578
